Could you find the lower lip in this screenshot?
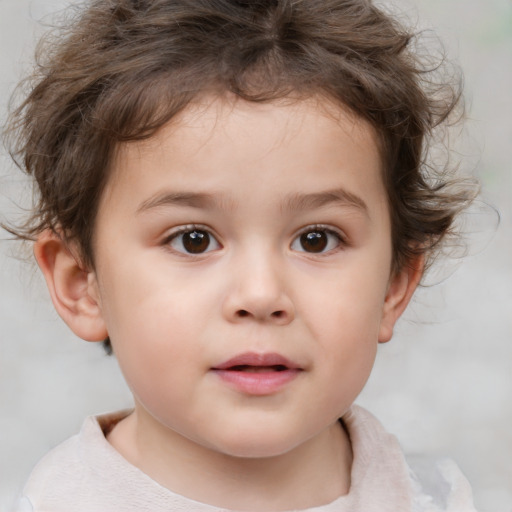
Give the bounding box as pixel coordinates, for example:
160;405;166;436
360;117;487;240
212;369;301;395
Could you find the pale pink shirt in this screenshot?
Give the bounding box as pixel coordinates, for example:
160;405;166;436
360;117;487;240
16;406;477;512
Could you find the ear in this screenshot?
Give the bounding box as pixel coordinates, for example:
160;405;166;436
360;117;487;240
34;230;108;342
378;256;424;343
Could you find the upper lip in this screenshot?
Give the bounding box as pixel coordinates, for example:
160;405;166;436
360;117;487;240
212;352;302;370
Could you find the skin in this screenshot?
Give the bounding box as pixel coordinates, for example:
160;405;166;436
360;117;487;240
35;95;422;511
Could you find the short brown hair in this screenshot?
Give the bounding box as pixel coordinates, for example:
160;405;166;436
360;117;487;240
4;0;475;273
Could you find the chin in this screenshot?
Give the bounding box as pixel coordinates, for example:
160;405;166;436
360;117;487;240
217;443;297;460
206;427;310;460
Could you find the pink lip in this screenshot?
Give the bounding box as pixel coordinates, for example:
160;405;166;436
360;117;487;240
211;352;302;396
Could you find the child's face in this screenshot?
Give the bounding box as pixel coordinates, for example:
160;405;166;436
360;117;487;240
78;96;416;458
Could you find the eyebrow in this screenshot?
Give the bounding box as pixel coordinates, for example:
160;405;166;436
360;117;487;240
137;187;368;216
282;188;368;216
137;191;218;213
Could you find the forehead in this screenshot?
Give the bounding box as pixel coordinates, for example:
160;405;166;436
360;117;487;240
103;95;385;214
153;94;377;145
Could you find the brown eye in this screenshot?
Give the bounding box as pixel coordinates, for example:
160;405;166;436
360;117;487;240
168;228;220;254
291;227;343;254
182;230;210;253
300;231;327;252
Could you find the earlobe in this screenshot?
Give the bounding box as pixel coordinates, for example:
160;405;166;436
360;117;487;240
378;256;424;343
34;230;108;342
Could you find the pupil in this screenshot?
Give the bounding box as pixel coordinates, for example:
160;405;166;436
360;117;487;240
183;230;210;253
300;231;327;253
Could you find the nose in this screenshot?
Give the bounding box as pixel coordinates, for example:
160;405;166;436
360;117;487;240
222;250;295;325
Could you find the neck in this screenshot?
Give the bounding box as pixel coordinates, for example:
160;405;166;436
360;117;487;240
108;407;352;511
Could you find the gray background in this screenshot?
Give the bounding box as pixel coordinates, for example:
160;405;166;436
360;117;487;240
1;0;511;511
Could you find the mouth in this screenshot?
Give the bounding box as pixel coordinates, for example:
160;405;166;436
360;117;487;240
225;364;290;373
211;352;302;395
212;352;301;372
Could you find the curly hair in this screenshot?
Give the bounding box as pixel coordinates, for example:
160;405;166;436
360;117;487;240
4;0;475;274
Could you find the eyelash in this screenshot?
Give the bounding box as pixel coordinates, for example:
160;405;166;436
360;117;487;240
161;224;347;256
291;225;347;255
162;224;222;255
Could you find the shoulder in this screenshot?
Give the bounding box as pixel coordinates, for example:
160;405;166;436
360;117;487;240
15;410;210;512
15;429;85;511
15;411;132;512
343;406;478;512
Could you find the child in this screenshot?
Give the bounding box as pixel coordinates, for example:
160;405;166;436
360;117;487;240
5;0;478;510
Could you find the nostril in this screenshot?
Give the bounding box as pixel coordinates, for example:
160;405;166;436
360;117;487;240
237;310;250;317
271;310;284;318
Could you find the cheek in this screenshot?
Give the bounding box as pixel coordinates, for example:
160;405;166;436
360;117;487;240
107;299;205;420
296;255;389;393
301;267;389;339
97;267;206;381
